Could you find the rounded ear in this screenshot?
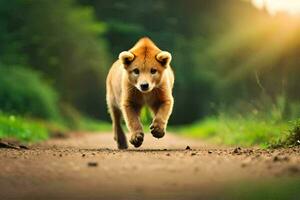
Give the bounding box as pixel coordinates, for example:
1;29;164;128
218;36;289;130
156;51;172;66
119;51;135;65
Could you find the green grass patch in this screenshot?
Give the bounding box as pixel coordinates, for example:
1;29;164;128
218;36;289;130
0;114;49;142
271;119;300;148
0;112;112;142
177;116;291;147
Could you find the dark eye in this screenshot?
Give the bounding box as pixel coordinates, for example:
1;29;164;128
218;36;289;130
151;68;157;74
133;68;139;75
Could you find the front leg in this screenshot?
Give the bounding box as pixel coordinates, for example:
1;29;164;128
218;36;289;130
150;99;174;138
122;102;144;148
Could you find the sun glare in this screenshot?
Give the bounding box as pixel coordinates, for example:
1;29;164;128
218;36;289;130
251;0;300;16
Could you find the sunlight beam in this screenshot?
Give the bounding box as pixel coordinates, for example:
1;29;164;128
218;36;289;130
251;0;300;16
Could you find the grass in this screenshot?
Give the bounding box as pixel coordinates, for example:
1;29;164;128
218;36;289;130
0;114;49;142
176;115;294;147
0;112;111;142
271;119;300;148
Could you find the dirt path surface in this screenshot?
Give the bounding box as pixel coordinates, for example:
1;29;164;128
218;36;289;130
0;132;300;200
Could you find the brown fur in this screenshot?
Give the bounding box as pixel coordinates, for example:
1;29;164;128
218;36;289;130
106;37;174;149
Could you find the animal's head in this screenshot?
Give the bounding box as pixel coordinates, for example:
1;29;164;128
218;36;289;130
119;37;172;93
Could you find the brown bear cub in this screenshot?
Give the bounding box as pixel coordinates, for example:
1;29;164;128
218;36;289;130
106;37;174;149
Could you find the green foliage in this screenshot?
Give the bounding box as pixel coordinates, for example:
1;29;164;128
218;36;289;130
0;0;26;65
0;110;111;142
0;113;48;142
196;16;300;107
176;92;300;147
22;0;109;118
271;119;300;148
0;66;60;120
178;116;289;147
287;120;300;146
0;0;109;120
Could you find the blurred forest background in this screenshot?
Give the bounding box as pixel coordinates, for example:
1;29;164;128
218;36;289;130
0;0;299;146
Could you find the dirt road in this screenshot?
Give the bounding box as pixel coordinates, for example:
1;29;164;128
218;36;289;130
0;132;299;200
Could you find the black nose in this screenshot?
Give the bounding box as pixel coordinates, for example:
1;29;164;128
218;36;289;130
140;83;149;91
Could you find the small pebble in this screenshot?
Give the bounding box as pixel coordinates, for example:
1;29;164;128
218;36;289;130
88;162;98;167
233;147;242;154
185;146;191;150
208;150;212;154
241;163;247;168
166;153;170;156
191;153;196;156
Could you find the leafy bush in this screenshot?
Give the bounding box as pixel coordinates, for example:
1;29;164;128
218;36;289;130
0;66;60;120
0;0;109;121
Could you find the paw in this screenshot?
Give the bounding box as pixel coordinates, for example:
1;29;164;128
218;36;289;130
150;121;165;139
129;132;144;148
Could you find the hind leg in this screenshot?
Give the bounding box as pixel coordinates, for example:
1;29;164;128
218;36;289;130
109;105;128;149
